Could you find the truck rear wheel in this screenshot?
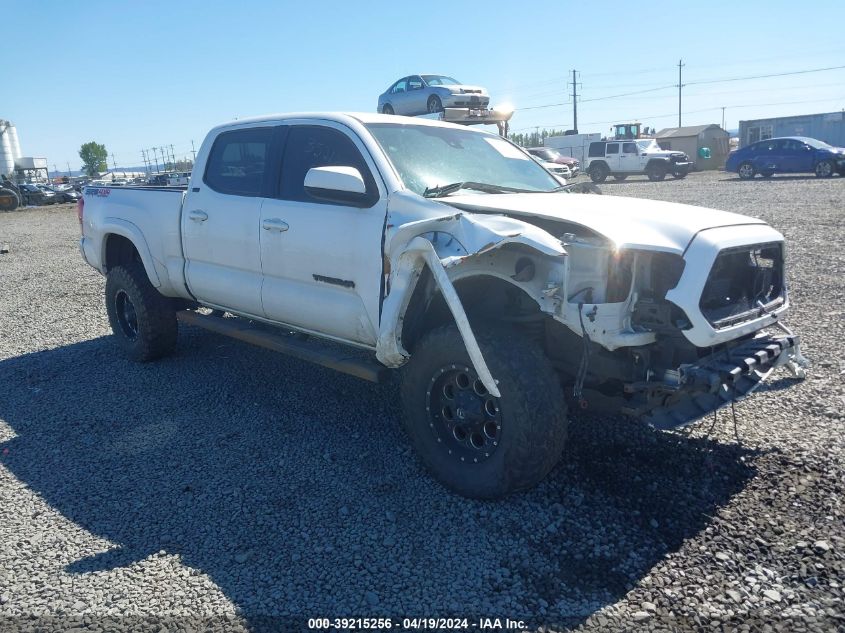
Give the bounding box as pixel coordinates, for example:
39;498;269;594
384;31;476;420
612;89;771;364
589;163;609;183
400;324;568;499
105;264;177;362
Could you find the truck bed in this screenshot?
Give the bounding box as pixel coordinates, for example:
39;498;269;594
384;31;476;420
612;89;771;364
79;185;190;299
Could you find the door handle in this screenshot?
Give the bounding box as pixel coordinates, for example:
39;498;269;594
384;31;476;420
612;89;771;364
188;210;208;222
262;218;289;232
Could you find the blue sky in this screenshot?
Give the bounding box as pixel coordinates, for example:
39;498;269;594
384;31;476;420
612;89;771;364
4;0;844;172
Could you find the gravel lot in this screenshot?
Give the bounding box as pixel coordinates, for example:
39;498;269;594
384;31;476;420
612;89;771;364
0;172;842;632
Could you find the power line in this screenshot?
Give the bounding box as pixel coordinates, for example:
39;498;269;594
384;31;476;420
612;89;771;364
685;64;845;86
512;64;845;113
510;96;845;132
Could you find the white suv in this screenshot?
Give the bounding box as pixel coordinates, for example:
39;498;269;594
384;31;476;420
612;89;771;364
586;138;692;182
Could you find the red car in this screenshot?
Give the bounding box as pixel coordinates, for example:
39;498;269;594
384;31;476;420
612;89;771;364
526;147;580;176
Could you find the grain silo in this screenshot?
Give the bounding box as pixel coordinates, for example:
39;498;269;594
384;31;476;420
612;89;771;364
0;120;23;177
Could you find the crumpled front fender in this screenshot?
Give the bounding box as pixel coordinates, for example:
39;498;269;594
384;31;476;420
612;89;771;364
376;209;567;397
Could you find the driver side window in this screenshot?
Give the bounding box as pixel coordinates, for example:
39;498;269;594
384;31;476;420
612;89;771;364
279;125;378;207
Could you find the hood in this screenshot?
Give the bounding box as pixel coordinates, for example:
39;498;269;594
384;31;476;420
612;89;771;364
440;193;770;255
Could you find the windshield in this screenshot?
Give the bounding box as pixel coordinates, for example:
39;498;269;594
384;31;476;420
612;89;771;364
802;137;833;150
366;123;561;196
422;75;460;86
535;148;561;160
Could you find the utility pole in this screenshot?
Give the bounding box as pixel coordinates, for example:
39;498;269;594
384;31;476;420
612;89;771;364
141;150;149;175
677;59;685;128
570;69;579;133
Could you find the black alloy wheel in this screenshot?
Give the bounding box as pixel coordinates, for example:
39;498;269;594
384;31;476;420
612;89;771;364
426;364;502;464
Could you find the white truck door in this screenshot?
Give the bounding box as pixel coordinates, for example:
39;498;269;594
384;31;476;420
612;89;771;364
620;141;639;173
259;123;386;345
604;142;621;171
182;126;275;317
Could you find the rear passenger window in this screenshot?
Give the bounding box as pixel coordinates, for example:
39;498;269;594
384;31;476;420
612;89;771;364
606;143;620;155
204;127;273;196
280;126;376;205
588;143;605;158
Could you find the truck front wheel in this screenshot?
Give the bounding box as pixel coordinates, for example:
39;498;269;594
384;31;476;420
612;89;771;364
105;264;177;362
400;324;568;499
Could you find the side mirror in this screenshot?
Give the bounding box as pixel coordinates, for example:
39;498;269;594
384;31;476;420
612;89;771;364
304;166;370;206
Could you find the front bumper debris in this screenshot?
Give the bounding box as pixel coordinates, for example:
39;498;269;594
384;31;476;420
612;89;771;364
623;332;808;430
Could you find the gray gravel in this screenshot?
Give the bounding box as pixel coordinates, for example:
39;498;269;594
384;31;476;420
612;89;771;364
0;173;843;632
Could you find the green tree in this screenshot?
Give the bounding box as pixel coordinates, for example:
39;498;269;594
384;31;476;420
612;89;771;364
79;142;108;177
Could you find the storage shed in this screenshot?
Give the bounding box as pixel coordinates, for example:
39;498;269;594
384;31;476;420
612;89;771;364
738;111;845;148
654;124;730;170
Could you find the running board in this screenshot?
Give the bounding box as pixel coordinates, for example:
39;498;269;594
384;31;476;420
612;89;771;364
177;310;390;383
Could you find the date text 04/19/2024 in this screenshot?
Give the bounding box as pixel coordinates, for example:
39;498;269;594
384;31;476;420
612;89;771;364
307;617;527;630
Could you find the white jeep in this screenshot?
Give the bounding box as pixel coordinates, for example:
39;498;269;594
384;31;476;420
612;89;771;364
587;138;692;183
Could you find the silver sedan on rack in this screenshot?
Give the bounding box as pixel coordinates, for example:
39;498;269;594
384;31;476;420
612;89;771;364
377;74;490;116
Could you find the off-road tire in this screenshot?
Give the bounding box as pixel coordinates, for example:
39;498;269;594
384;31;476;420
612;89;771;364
647;162;667;181
589;163;609;183
105;264;177;362
738;161;756;180
400;324;568;499
815;159;834;178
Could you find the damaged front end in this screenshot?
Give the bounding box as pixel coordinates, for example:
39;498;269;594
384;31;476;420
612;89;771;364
377;191;808;431
622;326;808;429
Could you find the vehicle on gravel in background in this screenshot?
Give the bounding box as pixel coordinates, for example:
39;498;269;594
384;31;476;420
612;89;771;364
726;136;845;179
45;185;80;203
526;147;580;177
587;139;692;183
18;183;53;206
530;154;571;181
78;113;808;499
378;75;490;115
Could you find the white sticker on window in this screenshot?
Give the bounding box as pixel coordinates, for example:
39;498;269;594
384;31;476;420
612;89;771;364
484;137;529;160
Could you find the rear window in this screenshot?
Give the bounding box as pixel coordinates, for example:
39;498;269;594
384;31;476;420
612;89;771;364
606;143;620;155
588;142;605;158
204;127;274;196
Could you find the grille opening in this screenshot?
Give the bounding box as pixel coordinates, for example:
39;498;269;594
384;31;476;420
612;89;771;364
699;243;784;328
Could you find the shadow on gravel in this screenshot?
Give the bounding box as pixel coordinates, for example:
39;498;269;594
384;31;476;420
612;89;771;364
0;330;762;630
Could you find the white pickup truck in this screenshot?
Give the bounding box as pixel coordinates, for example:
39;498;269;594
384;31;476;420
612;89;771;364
79;112;807;499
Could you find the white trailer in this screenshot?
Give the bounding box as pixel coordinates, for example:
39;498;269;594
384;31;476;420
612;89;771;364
544;133;602;166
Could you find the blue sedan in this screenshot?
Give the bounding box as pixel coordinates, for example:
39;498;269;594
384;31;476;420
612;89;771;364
726;136;845;179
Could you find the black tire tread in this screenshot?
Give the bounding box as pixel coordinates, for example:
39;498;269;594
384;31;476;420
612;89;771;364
400;323;568;499
105;264;177;362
